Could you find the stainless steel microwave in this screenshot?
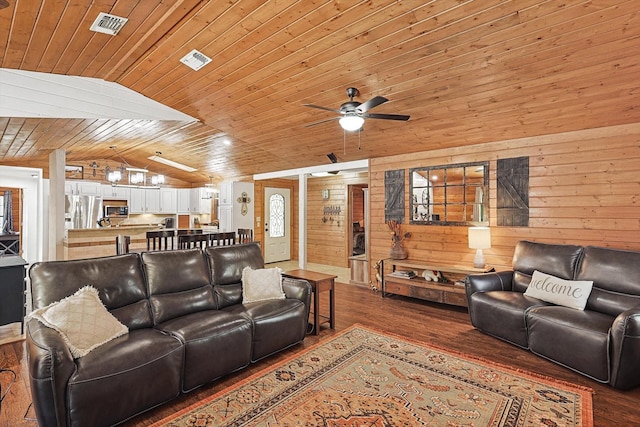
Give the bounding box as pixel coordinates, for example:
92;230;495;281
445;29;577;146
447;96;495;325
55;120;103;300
104;205;128;217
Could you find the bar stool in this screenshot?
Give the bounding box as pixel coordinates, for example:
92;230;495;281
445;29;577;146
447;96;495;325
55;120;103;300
146;230;175;251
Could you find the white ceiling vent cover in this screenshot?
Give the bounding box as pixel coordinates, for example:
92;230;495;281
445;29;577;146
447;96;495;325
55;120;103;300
90;12;128;36
180;49;212;71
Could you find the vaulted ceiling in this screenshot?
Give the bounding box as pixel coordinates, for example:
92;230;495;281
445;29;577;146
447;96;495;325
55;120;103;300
1;1;638;185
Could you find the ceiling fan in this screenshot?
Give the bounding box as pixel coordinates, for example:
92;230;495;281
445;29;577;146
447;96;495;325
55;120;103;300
304;87;410;131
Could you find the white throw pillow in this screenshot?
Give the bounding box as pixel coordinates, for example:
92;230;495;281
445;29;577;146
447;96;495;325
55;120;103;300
524;270;593;310
28;286;128;358
242;266;286;303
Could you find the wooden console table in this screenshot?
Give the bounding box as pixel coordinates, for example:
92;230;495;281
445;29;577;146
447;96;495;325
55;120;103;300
381;259;491;307
283;269;336;335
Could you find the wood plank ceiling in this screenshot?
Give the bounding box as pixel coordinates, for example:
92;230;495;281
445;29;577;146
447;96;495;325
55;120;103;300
0;0;638;184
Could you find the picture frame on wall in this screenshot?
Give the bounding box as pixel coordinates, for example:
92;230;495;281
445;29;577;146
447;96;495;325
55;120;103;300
65;165;84;180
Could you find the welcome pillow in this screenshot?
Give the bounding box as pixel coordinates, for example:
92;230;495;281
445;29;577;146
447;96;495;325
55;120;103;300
524;270;593;310
242;266;286;303
28;286;128;358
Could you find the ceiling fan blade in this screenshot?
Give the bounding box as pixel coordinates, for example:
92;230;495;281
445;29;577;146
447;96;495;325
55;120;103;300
363;113;410;121
305;117;341;127
303;104;342;114
357;96;388;113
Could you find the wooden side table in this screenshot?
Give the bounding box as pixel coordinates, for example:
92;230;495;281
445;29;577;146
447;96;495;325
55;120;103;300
283;269;336;335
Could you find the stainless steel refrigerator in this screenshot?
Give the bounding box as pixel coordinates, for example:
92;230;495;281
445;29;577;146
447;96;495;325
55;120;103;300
65;195;103;229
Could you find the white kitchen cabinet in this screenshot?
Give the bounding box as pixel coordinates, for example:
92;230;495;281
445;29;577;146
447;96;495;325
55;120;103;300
145;189;161;213
218;205;233;232
177;188;191;213
218;182;233;206
129;188;160;213
190;188;212;214
65;180;101;196
101;184;130;200
129;188;145;213
158;188;177;213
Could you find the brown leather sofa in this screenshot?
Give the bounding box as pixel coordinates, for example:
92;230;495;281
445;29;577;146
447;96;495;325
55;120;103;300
26;243;312;426
465;240;640;389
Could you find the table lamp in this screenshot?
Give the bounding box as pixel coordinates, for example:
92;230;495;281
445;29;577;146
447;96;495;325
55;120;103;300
468;226;491;268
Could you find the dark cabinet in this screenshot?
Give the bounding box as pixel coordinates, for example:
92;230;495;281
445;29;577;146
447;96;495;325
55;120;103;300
0;256;27;333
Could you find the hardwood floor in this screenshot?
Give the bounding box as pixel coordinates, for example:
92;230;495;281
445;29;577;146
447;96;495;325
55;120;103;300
2;282;639;426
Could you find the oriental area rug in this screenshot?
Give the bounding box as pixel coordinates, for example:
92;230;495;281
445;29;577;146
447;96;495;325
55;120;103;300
152;325;593;427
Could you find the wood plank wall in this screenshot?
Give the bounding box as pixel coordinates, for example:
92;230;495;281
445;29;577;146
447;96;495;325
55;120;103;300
369;122;640;277
307;173;368;267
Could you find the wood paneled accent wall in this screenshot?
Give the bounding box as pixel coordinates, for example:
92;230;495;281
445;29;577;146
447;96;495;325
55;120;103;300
307;173;368;268
369;123;640;278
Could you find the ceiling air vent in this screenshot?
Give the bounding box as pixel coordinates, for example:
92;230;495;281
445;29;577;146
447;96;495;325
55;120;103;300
90;12;128;36
180;49;212;71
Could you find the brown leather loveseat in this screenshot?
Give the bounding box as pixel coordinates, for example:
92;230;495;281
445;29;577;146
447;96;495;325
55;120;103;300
465;240;640;389
26;243;311;426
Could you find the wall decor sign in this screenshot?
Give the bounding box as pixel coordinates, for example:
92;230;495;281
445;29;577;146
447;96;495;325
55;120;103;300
384;169;405;223
236;192;252;216
497;157;529;226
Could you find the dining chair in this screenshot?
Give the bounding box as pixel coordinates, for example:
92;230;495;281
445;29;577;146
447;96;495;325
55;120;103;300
178;233;209;249
210;232;236;246
115;235;130;255
177;229;203;235
237;228;253;244
146;230;175;251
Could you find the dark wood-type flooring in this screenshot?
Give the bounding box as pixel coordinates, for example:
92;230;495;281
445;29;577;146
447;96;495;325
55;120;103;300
2;282;639;426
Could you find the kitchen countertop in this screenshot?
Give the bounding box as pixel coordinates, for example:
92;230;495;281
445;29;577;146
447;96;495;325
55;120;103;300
67;225;162;235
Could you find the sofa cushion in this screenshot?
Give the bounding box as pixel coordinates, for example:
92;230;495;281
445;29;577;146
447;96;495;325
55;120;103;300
29;253;152;329
524;270;593;310
142;249;216;323
67;328;183;427
527;306;613;382
206;243;264;308
224;298;308;361
468;291;550;348
157;310;252;391
242;266;285;303
29;286;129;358
511;241;584;293
577;246;640;316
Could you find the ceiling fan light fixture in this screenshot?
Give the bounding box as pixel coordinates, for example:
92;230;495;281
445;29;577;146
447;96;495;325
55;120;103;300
339;115;364;131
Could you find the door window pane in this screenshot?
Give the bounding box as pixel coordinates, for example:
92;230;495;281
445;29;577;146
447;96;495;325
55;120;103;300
269;193;285;238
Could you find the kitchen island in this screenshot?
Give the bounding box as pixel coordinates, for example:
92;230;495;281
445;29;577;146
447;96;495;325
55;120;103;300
65;225;161;260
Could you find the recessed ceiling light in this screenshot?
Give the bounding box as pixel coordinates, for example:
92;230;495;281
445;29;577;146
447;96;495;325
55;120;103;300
180;49;212;71
222;139;231;146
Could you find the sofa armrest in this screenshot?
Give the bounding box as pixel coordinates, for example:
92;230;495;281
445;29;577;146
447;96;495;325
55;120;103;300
282;277;312;316
610;306;640;389
465;271;514;296
26;318;76;427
